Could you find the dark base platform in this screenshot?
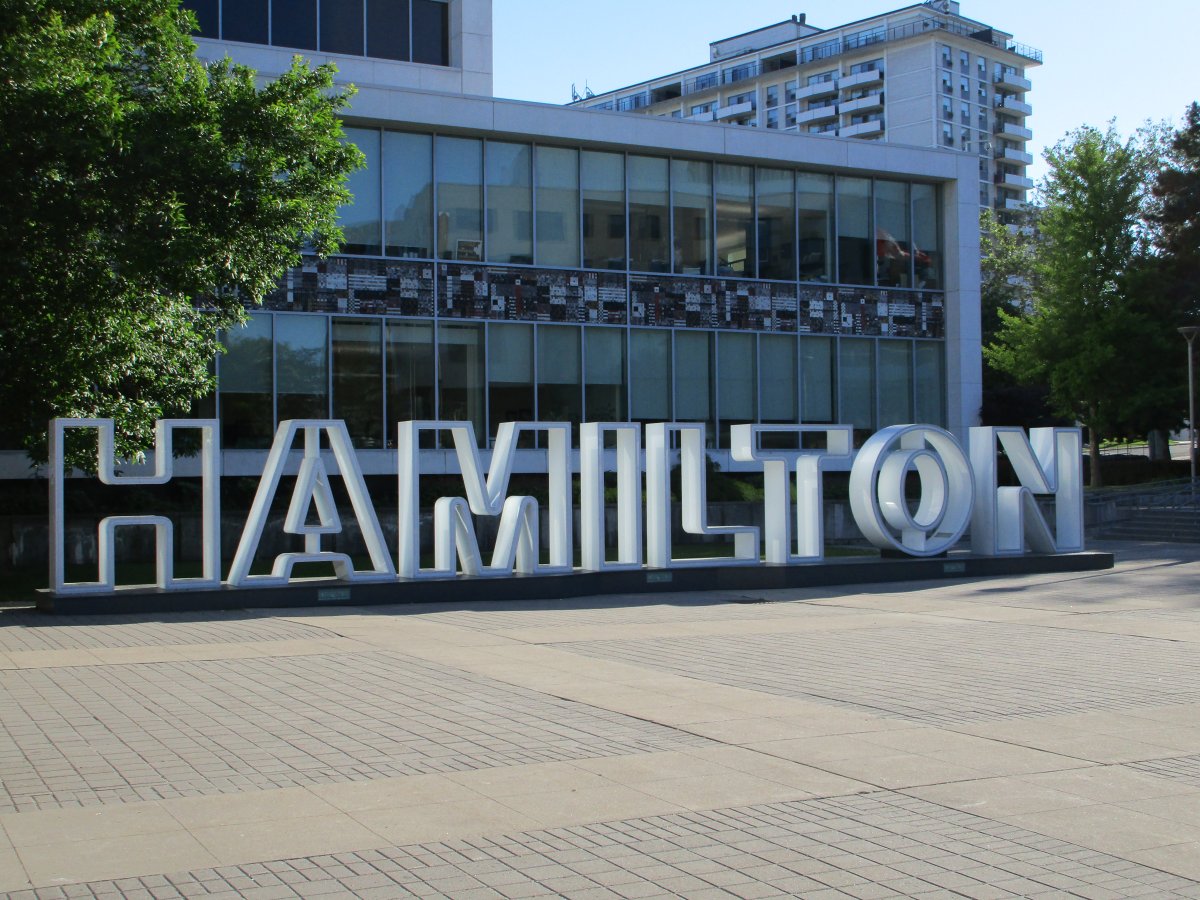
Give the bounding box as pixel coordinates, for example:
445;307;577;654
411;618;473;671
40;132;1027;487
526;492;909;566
37;551;1115;616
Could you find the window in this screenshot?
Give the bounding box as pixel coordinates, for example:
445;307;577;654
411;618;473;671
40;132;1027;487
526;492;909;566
942;124;954;146
849;59;883;75
915;343;945;426
959;50;970;73
582;151;625;270
800;337;834;423
272;0;316;50
384;131;433;258
716;164;753;276
487;323;534;437
585;328;627;421
942;98;953;120
879;342;913;426
766;85;779;108
630;329;670;423
759;334;797;424
321;0;364;55
438;324;485;443
331;318;383;447
757;167;795;281
836;177;871;285
628;155;669;273
538;326;582;425
535;146;580;268
486;142;533;265
412;0;449;66
838;338;875;435
276;316;329;421
718;332;755;445
386;321;435;424
436;136;483;260
875;181;910;288
912;183;942;289
675;331;714;441
797;172;833;282
671;159;712;275
183;0;448;66
807;71;836;86
340;128;381;255
940;44;952;68
220;315;273;449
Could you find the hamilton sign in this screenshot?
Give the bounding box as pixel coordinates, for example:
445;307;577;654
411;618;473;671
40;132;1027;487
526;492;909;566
48;418;1084;596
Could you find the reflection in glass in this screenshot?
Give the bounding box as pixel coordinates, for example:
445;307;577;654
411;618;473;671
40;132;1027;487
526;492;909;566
878;341;913;425
320;0;364;55
275;316;328;421
675;331;713;444
757;168;795;281
340;128;381;255
759;333;797;423
486;142;533;264
671;159;712;275
585;328;627;421
716;164;754;276
838;337;875;434
630;329;670;422
384;131;433;258
436;137;483;260
914;341;945;426
800;336;834;422
538;325;582;426
488;323;534;438
582;151;625;270
629;156;670;273
798;172;833;283
220;314;273;449
412;0;449;66
271;0;316;50
332;319;383;447
386;321;436;431
367;0;409;61
718;332;755;447
875;181;911;287
223;0;267;43
837;177;872;285
912;183;942;289
438;323;485;443
181;0;219;37
535;147;580;268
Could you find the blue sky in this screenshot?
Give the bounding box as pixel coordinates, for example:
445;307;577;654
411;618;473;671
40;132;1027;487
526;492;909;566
492;0;1197;183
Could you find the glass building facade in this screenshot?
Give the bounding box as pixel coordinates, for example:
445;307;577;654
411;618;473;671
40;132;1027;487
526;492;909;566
216;128;948;450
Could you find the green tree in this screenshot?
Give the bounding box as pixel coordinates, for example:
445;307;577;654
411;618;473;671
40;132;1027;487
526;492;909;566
1150;103;1200;320
986;124;1161;486
0;0;361;468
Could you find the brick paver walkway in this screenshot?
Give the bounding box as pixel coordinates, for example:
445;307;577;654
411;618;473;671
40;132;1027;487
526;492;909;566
1;540;1198;897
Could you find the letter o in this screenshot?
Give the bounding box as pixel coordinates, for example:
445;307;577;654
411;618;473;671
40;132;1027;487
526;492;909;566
849;425;974;557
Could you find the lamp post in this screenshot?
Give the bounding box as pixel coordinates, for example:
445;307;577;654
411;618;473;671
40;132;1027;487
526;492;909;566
1180;325;1200;487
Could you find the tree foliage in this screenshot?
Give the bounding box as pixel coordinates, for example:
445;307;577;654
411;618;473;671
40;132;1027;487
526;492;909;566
1150;102;1200;321
0;0;361;467
984;123;1177;485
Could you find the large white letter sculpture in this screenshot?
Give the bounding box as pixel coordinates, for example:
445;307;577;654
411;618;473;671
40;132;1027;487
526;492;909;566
645;423;760;567
730;424;854;564
969;427;1083;556
850;424;974;556
50;418;221;594
228;420;395;586
580;423;643;571
396;420;572;578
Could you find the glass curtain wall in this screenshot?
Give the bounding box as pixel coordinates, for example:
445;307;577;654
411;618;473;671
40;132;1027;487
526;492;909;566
914;342;946;426
436;136;483;260
331;318;383;447
629;329;670;423
759;334;797;424
341;128;381;255
797;173;833;282
384;131;433;257
537;325;582;427
675;331;714;444
386;321;436;427
275;316;329;421
582;151;625;270
716;164;754;276
486;142;533;264
912;183;942;289
487;323;535;438
585;328;627;421
671;159;712;275
219;315;273;449
438;323;485;443
800;336;835;423
875;180;911;288
757;168;795;281
878;341;913;425
838;337;875;439
628;156;670;272
837;177;872;285
717;332;756;446
535;147;580;267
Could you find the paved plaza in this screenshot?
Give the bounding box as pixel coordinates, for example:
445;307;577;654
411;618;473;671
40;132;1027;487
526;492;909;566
1;542;1200;898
